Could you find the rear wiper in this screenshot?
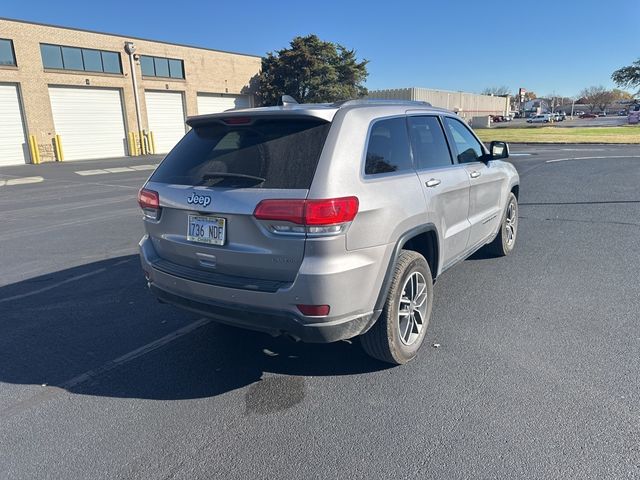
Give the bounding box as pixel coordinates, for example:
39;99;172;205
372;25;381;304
202;172;266;184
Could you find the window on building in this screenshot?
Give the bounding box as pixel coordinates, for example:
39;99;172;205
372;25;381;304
153;57;170;77
61;46;84;71
168;59;183;79
82;49;103;72
365;117;413;175
140;55;155;76
140;55;185;79
41;44;64;69
40;43;122;74
408;116;453;169
443;117;484;163
101;51;121;74
0;39;17;66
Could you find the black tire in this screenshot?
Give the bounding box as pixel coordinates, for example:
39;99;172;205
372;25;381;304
487;192;518;257
360;250;433;365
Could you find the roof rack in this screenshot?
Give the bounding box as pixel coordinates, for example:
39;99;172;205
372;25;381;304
331;99;432;108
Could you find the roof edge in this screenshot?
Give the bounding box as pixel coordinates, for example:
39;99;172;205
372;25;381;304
0;16;263;59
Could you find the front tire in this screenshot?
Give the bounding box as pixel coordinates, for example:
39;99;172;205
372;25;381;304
360;250;433;365
487;192;518;256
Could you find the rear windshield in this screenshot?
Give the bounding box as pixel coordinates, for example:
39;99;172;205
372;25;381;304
150;118;331;189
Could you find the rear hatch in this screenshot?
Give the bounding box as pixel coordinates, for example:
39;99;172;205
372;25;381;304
142;115;331;286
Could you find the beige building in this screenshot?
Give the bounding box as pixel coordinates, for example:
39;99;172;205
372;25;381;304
367;87;510;121
0;17;262;165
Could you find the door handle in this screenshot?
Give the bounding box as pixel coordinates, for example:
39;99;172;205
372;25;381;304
470;170;481;179
425;178;441;188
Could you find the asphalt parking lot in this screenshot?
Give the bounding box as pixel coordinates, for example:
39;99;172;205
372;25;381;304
1;145;639;479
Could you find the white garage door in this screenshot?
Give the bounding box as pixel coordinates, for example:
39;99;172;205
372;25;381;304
145;91;186;154
0;84;28;166
49;87;127;161
197;93;251;115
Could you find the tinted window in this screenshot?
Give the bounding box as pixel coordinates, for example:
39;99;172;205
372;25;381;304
365;117;412;175
151;118;331;189
82;49;102;72
62;46;83;70
408;116;453;169
41;44;63;69
101;51;121;73
140;55;155;76
168;59;184;79
443;117;484;163
154;57;170;77
0;39;16;66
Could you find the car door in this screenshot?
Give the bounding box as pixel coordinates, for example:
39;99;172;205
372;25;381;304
407;115;471;268
442;116;505;249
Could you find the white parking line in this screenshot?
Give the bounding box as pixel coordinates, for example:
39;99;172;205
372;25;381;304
0;176;44;186
0;268;107;304
75;164;157;176
1;317;212;418
546;155;640;163
61;317;212;389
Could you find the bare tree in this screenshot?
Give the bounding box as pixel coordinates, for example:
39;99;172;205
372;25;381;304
579;86;616;113
481;86;510;96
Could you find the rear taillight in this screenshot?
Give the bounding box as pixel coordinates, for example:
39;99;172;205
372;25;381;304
254;197;358;236
138;188;160;220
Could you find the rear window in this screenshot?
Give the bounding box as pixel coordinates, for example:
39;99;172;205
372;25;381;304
151;118;331;189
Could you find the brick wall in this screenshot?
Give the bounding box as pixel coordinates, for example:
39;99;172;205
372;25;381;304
0;18;261;162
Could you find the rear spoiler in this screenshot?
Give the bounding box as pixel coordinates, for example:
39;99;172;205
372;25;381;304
187;109;337;128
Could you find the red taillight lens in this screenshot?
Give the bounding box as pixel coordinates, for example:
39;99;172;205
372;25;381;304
305;197;359;225
297;304;330;316
138;188;160;220
253;199;306;224
138;188;159;209
253;197;358;226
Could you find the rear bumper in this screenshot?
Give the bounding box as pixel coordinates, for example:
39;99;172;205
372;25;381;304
149;283;376;343
139;235;383;343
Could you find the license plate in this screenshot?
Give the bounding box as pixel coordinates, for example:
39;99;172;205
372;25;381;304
187;215;226;245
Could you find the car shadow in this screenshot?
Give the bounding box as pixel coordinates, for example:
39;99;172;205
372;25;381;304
0;256;389;402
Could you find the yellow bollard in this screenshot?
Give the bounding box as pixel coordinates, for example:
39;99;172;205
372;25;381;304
148;131;156;154
28;134;41;164
127;131;138;156
54;134;64;161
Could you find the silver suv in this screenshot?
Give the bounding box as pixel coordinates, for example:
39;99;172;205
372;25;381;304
138;100;519;364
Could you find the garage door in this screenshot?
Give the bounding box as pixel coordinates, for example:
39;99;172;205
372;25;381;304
145;91;186;154
197;93;251;115
49;87;127;161
0;84;28;166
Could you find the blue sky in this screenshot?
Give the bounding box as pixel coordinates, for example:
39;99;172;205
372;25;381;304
4;0;639;97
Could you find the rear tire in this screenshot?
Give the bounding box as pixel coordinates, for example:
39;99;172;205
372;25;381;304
487;192;518;257
360;250;433;365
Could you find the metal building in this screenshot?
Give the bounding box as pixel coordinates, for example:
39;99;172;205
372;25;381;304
367;87;510;120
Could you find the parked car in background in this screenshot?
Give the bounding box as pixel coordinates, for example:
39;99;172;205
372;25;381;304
597;111;607;117
527;114;551;123
581;113;598;119
618;110;627;116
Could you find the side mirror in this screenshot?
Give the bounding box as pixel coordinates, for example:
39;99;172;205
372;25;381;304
489;141;509;160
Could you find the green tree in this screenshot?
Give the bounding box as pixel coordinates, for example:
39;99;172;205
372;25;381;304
257;35;369;106
612;59;640;94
